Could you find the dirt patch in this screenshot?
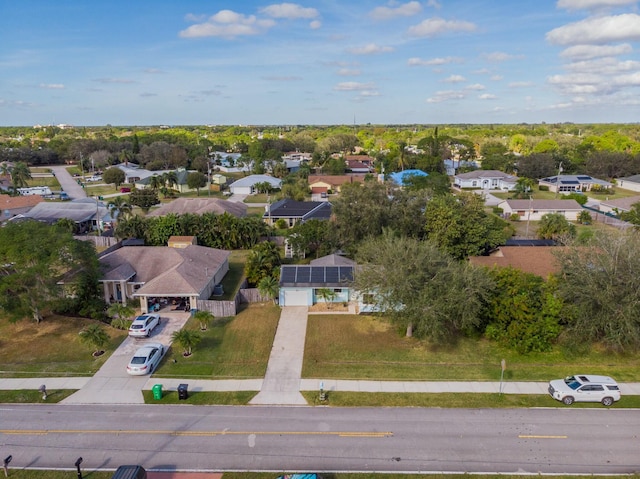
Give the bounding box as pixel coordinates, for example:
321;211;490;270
309;302;349;312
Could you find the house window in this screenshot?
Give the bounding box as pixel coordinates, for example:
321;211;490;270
517;210;526;216
472;180;477;186
333;288;342;293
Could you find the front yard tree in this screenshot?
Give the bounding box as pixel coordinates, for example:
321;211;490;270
193;310;214;331
244;241;281;286
102;167;126;188
0;221;100;323
537;213;576;243
171;329;201;356
556;230;640;352
187;171;207;196
355;231;493;342
257;275;279;304
129;188;159;213
286;219;335;258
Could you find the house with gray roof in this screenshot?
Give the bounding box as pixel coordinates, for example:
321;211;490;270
263;198;332;227
616;174;640;193
12;198;112;232
99;243;230;313
147;197;247;218
229;174;282;195
538;174;612;193
498;199;583;221
599;195;640;215
134;168;203;194
279;263;354;306
454;170;517;191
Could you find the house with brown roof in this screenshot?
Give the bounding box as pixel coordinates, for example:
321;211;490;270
0;194;43;223
308;174;367;197
147;197;247;218
469;246;561;278
498;199;583;221
99;243;230;313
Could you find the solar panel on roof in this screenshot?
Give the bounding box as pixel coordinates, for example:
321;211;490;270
561;180;580;184
325;267;339;283
339;266;354;282
296;266;312;283
280;267;297;283
576;176;592;180
310;267;325;283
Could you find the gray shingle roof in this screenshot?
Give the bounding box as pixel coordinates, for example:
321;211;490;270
147;197;247;217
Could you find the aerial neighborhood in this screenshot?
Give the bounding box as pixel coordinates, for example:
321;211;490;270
1;123;640;413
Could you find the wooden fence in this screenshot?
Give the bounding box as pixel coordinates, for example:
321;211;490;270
196;287;273;317
75;235;119;248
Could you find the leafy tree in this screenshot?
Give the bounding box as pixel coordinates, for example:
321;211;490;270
129;188;159;213
171;329;201;356
55;217;76;234
577;210;592;225
79;323;110;356
565;192;588;206
187;171;207;196
424;192;509;259
286;219;335;258
258;275;279;304
516;153;557;179
315;288;336;308
619;202;640;226
537;213;576;243
555;230;640;352
9;161;31;188
193;310;214;331
244;241;281;286
512;177;535;199
355;231;493;342
0;221;101;323
102;167;125;188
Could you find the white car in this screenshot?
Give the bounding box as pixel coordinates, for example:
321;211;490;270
86;175;102;182
126;343;165;376
128;313;160;337
548;374;621;406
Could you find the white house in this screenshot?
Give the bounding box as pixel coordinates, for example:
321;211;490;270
538;174;612;193
454;170;517;190
498;199;583;221
229;174;282;195
279;263;354;307
616;175;640;193
599;195;640;214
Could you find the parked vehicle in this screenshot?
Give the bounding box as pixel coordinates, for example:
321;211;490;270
126;343;165;376
86;175;102;182
128;314;160;337
120;187;131;193
17;186;52;196
548;374;621;406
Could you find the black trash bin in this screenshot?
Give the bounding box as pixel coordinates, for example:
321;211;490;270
178;383;188;400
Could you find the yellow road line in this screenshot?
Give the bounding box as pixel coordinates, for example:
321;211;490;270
519;435;567;439
0;429;393;438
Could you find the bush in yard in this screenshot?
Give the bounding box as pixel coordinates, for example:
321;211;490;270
509;213;520;221
171;329;201;356
79;323;110;356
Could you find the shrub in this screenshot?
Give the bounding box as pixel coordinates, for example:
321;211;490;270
111;318;133;330
509;213;520;222
538;185;549;191
492;207;504;215
276;218;288;229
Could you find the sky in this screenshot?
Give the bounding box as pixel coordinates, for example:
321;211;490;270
2;0;640;126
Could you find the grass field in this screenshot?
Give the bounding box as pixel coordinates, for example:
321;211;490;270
302;314;640;382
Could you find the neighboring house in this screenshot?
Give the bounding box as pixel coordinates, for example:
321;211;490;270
345;155;375;167
454;170;518;190
345;159;373;173
0;194;43;223
263;198;332;227
308;174;368;197
599;195;640;215
147;197;247;218
388;169;428;186
444;159;479;176
135;168;204;194
469;246;562;278
616;174;640;193
115;164;156;184
11;198;112;232
283;152;312;162
229;174;282;195
538;174;612;193
498;199;583;221
279;263;354;307
99;243;230;313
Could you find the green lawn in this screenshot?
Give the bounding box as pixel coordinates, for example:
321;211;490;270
155;303;280;379
302;314;640;382
217;250;249;300
0;315;127;378
26;177;61;189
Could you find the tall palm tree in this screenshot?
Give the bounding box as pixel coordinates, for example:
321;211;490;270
162;171;178;191
10;161;31;188
171;329;201;356
148;175;163;191
316;288;336;309
78;324;110;356
193;310;214;331
108;196;132;222
258;275;279;304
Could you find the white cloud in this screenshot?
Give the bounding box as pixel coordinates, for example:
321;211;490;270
483;51;523;62
443;74;466;83
427;0;442;8
478;93;497;99
491;74;503;81
144;68;165;74
566;57;640;74
337;68;361;76
408;17;477;37
407;56;462;66
557;0;638;11
334;82;376;91
546;14;640;45
465;83;486;90
347;44;395;55
179;10;275;38
369;1;422;20
358;90;381;97
426;90;465;103
39;83;64;89
92;78;136;84
309;20;322;29
508;81;534;87
560;43;633;60
260;3;319;19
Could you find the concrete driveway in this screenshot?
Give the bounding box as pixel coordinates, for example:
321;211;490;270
61;312;191;404
50;165;87;200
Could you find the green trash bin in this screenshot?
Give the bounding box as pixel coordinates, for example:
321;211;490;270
152;384;162;400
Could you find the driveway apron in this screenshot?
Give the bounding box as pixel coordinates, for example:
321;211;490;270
250;306;308;405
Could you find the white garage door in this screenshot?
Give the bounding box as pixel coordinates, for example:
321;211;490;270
283;289;309;306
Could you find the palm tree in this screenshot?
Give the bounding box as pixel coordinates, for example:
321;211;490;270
162;171;178;191
513;177;535;199
108;196;132;222
258;275;279;304
316;288;336;309
171;329;201;356
107;302;135;320
78;324;110;356
54;218;76;234
148;175;163;191
10;161;31;188
193;310;214;331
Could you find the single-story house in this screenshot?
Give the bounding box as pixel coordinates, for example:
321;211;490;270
135;168;204;194
599;195;640;215
147;197;247;217
11;198;112;232
345;155;375;167
469;246;562;279
345;158;373;173
444;159;479;176
498;199;583;221
538;174;612;193
115;164;156;184
616;175;640;193
454;170;517;190
0;194;43;223
99;242;230;313
279;263;354;307
308;174;368;195
283;152;312;162
310;253;356;267
229;174;282;195
263;198;332;227
388;169;428;186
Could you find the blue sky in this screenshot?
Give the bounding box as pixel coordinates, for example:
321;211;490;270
2;0;640;126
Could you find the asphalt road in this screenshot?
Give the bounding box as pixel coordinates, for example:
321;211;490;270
1;405;638;474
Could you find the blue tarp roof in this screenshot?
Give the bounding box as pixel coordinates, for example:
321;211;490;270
388;169;428;185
